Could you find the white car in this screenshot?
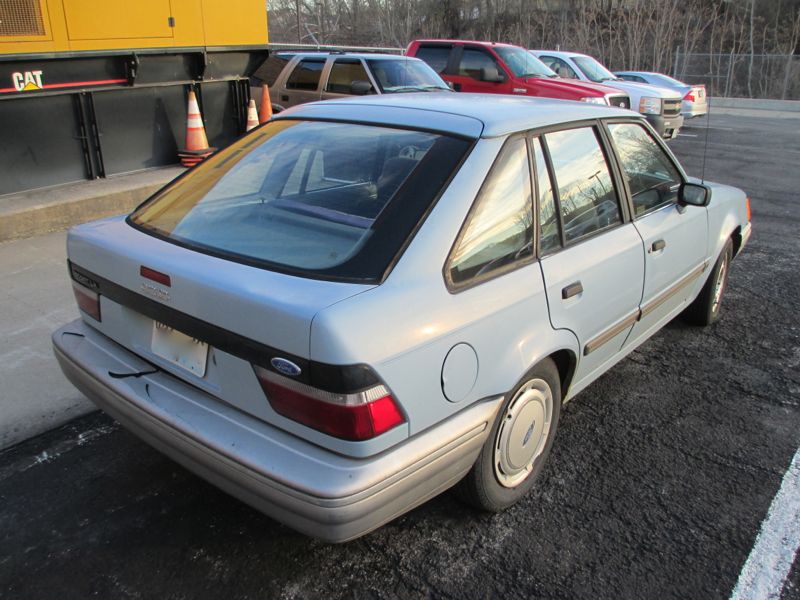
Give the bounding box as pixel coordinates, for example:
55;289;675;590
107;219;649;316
532;50;685;139
614;71;708;119
53;94;750;542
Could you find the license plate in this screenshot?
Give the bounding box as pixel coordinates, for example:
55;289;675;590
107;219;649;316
151;322;208;376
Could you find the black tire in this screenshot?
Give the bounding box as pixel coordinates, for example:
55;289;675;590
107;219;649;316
456;358;561;512
683;239;733;326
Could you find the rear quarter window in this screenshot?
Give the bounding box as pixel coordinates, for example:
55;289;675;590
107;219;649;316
252;54;294;87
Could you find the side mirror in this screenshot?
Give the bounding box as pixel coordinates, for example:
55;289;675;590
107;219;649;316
679;182;711;207
349;80;373;95
480;67;505;83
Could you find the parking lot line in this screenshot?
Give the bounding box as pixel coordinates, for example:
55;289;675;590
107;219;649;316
677;133;698;138
730;447;800;600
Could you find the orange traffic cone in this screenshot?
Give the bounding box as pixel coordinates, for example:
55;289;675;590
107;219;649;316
245;98;259;131
178;89;216;168
259;83;273;123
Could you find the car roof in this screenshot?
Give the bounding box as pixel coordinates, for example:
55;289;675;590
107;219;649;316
615;71;659;77
411;39;521;49
533;50;589;59
273;93;636;139
277;51;420;61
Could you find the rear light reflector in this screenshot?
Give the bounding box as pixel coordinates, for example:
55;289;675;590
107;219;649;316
72;281;101;321
140;266;171;287
684;90;696;102
253;366;405;441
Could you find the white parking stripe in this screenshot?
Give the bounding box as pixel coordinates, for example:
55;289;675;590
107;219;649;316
730;447;800;600
677;133;698;138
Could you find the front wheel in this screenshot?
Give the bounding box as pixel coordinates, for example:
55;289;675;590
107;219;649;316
683;239;733;326
456;358;561;512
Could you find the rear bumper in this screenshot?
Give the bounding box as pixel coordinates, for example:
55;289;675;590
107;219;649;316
645;112;684;139
53;319;502;542
681;99;708;118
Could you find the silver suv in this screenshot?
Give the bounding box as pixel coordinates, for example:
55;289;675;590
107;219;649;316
252;51;452;113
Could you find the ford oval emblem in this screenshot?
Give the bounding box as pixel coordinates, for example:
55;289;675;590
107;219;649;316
271;357;302;377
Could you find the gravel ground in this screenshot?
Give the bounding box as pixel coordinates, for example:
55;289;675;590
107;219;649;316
1;109;798;599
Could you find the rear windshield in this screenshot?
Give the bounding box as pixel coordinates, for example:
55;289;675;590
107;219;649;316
129;120;470;282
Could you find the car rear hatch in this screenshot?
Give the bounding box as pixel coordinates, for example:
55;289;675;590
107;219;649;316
65;117;472;448
67;215;375;432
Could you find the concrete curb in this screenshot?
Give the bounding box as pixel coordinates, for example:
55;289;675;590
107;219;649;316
710;97;800;112
0;167;184;243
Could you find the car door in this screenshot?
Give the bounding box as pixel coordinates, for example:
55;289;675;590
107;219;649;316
533;126;645;391
321;58;375;100
605;120;708;347
449;46;512;94
278;57;325;108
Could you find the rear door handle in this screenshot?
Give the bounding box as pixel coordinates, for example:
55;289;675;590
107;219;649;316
651;239;666;252
281;94;289;101
562;281;583;299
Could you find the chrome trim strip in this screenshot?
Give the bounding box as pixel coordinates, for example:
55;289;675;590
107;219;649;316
584;309;640;356
640;262;707;318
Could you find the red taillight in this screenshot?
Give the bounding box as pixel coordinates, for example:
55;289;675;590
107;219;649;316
684;90;695;102
72;281;101;321
253;366;405;441
746;197;752;222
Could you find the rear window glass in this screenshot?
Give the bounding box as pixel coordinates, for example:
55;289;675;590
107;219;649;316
252;54;293;87
286;59;324;90
129;120;470;282
414;46;451;73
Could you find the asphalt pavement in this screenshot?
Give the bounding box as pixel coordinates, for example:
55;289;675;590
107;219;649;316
1;109;799;599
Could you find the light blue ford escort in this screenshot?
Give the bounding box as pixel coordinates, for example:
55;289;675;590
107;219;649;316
53;94;751;542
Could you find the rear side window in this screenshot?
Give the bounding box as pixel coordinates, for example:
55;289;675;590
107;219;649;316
459;48;500;80
325;60;370;94
286;59;324;90
544;127;621;244
414;45;451;73
129;120;470;282
448;136;533;287
608;122;682;216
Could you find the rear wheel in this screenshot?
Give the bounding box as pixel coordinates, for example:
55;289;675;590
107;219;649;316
456;359;561;512
683;239;733;326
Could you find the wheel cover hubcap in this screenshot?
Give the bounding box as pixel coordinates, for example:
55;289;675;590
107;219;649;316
494;378;553;488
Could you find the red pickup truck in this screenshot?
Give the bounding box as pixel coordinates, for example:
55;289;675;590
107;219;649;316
406;39;630;108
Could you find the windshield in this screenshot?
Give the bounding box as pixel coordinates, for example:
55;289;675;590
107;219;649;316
366;59;451;92
572;56;617;83
495;46;556;78
129;120;469;281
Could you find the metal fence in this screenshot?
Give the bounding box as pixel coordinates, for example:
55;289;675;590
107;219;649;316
673;50;800;100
